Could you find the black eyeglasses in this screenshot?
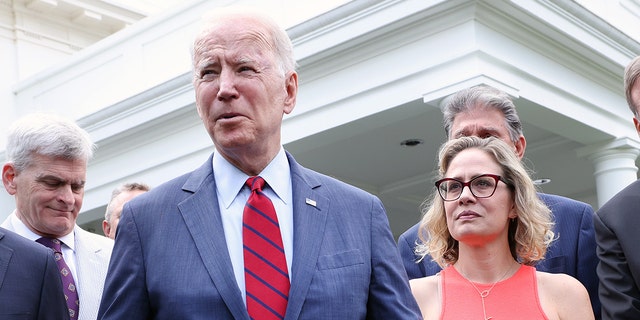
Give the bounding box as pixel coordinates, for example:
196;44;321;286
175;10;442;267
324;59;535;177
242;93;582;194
435;174;505;201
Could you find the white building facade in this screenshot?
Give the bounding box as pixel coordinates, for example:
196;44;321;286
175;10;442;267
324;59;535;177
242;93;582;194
1;0;639;237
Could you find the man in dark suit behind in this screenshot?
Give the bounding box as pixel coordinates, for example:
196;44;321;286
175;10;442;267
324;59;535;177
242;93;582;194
594;55;640;320
397;85;600;317
98;7;421;320
0;227;69;320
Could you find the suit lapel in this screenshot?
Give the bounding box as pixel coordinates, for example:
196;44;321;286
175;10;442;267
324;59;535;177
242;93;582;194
0;231;10;290
74;228;107;318
178;164;249;320
284;154;329;320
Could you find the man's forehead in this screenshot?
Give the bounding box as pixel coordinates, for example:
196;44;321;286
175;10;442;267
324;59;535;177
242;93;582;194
197;16;271;47
27;161;85;181
35;172;85;183
451;116;508;134
194;36;273;66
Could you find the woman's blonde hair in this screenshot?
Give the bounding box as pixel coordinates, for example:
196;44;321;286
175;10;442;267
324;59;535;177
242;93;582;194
415;136;554;268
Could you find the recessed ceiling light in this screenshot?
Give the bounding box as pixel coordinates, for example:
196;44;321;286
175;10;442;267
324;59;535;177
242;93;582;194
400;138;424;147
533;178;551;185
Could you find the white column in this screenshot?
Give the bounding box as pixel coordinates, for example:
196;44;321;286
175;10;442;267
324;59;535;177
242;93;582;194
583;138;640;208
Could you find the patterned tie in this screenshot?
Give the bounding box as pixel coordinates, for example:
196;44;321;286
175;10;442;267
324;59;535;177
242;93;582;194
243;176;289;320
37;237;79;319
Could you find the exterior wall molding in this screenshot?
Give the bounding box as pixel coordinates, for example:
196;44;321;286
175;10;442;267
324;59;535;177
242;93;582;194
3;0;640;231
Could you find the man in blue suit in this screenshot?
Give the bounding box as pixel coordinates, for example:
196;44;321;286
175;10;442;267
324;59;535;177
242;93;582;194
397;85;600;317
98;7;421;320
0;227;69;320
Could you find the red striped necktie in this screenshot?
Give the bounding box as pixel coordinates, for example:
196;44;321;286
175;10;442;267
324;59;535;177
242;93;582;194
242;176;290;320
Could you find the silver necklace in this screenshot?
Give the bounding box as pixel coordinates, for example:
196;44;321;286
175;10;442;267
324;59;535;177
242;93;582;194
462;264;516;320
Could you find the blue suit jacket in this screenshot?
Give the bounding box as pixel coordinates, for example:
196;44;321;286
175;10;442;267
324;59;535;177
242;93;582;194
98;152;421;319
0;227;69;320
397;192;600;318
594;179;640;320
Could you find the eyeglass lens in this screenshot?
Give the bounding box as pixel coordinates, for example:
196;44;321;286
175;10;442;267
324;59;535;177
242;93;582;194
437;175;499;201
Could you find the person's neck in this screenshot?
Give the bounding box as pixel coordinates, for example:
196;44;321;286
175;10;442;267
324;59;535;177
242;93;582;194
454;242;519;284
220;145;281;176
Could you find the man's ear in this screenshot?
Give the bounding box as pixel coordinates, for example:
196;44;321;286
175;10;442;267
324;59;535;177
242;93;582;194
514;135;526;160
283;72;298;115
633;117;640;136
2;163;17;195
102;220;111;238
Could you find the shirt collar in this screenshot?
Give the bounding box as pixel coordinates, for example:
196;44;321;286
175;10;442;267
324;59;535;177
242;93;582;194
9;210;76;251
213;147;290;209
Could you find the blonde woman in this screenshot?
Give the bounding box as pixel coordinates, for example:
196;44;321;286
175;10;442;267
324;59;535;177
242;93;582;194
410;136;593;320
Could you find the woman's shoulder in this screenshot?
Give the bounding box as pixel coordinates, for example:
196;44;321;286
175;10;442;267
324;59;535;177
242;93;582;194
410;273;443;303
410;274;440;293
536;271;586;292
410;273;442;320
536;271;594;320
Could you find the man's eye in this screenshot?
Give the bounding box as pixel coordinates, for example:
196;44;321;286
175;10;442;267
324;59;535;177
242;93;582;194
42;180;60;188
239;66;256;73
482;133;494;138
199;69;218;79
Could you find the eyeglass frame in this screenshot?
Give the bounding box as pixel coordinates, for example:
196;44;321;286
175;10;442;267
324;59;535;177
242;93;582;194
434;173;507;201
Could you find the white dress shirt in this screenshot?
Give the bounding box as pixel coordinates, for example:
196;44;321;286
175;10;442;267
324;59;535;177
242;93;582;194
213;147;294;304
4;211;79;286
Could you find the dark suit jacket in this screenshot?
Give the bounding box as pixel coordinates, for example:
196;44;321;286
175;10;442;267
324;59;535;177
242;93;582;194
0;227;69;320
594;179;640;320
398;192;600;318
98;152;421;319
0;218;113;320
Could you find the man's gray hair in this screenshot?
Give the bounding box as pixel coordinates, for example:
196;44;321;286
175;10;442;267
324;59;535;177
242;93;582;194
624;56;640;117
442;85;524;144
104;182;151;221
6;113;95;172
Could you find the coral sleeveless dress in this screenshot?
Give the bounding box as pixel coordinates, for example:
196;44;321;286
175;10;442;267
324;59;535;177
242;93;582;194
440;265;549;320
